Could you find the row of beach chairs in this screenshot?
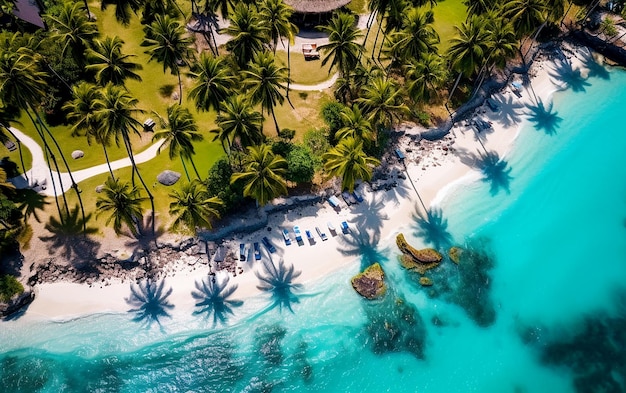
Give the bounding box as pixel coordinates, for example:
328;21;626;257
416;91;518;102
328;191;364;210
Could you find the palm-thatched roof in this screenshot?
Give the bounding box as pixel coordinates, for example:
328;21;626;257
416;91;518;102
285;0;352;14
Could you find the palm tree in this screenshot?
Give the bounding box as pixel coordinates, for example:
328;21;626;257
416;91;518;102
94;83;156;237
243;51;288;135
63;82;117;179
152;104;204;181
464;0;497;18
168;180;222;234
336;105;375;145
142;15;194;104
357;76;408;134
231;144;287;206
187;54;234;113
213;94;264;156
405;53;448;104
503;0;548;38
0;36;87;231
45;1;99;66
101;0;145;26
317;13;364;79
85;36;143;86
96;176;147;236
446;16;490;100
385;8;439;66
0;106;27;181
223;3;268;68
323;137;380;192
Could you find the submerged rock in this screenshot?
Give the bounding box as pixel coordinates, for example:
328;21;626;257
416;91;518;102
351;263;386;300
448;246;463;264
396;233;442;274
419;277;433;287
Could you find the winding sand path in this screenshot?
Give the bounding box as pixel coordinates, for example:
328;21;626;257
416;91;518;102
9;126;165;197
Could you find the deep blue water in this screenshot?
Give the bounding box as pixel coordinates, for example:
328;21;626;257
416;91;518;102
2;64;626;392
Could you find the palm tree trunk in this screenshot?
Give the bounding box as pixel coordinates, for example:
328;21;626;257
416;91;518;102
34;109;88;235
189;156;202;179
25;109;69;220
123;134;156;239
270;106;280;135
361;11;378;58
3;126;28;182
102;143;115;180
180;153;191;181
447;72;463;102
42;142;65;224
177;72;183;105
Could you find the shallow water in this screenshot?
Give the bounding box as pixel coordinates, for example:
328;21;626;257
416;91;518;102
2;65;626;392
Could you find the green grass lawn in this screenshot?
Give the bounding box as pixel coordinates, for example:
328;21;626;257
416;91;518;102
432;0;467;52
275;51;333;85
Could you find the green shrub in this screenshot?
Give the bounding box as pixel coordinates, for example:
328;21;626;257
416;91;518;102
303;128;331;169
321;102;346;135
286;145;315;183
205;158;244;214
0;274;24;302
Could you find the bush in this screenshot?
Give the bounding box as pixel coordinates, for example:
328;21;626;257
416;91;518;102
321;102;345;135
278;128;296;140
286;145;315;183
303;128;331;169
0;274;24;302
271;139;293;158
205;158;244;214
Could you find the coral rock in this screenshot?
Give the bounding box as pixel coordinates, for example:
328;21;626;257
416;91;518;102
396;233;443;274
419;277;433;286
351;263;387;300
448;246;464;264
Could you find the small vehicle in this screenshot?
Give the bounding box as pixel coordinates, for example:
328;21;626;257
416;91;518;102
341;221;350;234
316;226;328;241
253;242;261;260
262;236;276;253
282;229;292;245
294;226;303;242
239;243;246;261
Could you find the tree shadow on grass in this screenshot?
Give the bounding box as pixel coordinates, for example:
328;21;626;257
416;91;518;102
550;60;590;92
476;151;513;196
411;205;453;250
192;274;243;326
14;188;49;223
39;205;100;264
526;100;563;135
256;257;302;313
336;228;389;270
126;278;174;329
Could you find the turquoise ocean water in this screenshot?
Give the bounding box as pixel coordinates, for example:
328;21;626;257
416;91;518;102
2;65;626;392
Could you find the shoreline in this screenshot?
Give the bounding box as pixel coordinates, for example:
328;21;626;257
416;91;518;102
6;42;595;322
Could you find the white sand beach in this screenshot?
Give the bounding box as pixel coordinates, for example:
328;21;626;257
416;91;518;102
20;42;594;321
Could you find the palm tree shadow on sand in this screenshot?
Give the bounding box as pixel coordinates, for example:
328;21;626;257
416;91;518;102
192;274;243;326
39;205;100;264
491;94;524;127
256;257;302;313
126;279;174;329
336;228;389;270
411;205;453;250
124;214;165;256
476;151;513;195
582;54;610;80
549;59;590;92
349;196;389;236
526;100;563;135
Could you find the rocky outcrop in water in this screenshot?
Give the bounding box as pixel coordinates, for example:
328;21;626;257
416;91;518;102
396;233;443;274
351;263;386;300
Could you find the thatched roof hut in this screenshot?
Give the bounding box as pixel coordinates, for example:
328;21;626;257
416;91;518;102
285;0;352;14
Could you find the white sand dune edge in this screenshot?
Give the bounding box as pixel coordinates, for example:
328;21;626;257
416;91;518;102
21;43;592;321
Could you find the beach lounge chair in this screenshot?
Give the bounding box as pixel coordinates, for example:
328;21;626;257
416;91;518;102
253;242;261;260
352;190;364;203
294;226;303;243
306;230;314;244
341;221;349;234
214;245;226;262
395;148;405;160
262;236;276;253
282;229;292;245
327;222;336;235
511;82;523;98
316;226;328;241
328;195;341;209
239;243;246;261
